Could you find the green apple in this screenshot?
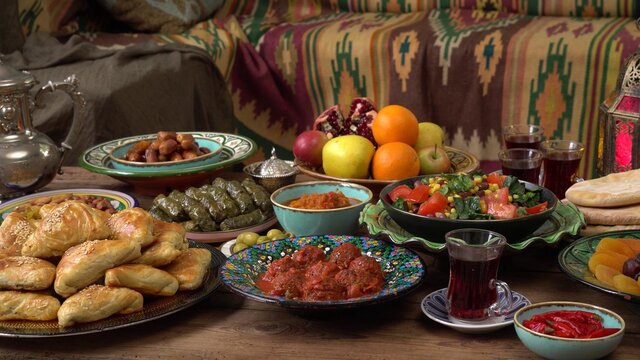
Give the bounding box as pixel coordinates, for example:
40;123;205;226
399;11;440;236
418;145;451;175
322;135;375;179
414;122;445;151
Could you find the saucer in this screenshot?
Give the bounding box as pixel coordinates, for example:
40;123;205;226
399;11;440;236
421;288;530;334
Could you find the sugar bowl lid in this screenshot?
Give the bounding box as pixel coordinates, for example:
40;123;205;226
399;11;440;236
257;148;297;177
0;61;35;91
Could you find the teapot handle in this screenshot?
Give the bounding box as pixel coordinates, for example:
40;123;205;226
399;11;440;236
34;75;85;175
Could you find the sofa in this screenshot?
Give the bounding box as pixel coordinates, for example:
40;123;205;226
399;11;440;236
6;0;640;178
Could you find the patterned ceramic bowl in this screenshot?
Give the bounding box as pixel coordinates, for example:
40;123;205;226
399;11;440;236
514;301;625;360
270;181;373;236
109;136;223;172
220;235;425;309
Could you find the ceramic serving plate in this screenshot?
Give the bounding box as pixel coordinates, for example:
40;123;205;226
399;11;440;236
558;230;640;302
79;132;257;195
360;201;584;253
187;216;278;244
296;146;479;197
0;242;224;338
421;288;531;334
0;189;136;221
220;235;425;309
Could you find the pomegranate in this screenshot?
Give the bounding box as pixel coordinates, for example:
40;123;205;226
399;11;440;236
313;98;378;146
293;130;329;167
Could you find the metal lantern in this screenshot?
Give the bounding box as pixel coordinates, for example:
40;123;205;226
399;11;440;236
597;48;640;176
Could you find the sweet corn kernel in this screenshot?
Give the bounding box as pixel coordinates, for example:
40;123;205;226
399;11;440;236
482;175;488;179
454;194;461;198
447;196;454;203
432;183;441;191
473;176;482;184
484;190;491;196
473;186;479;192
429;178;435;184
450;208;456;213
508;195;513;202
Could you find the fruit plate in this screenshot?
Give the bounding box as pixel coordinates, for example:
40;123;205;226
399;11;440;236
0;241;224;338
296;146;479;197
360;201;584;253
79;132;257;195
220;235;425;310
186;216;278;244
558;230;640;302
0;189;137;221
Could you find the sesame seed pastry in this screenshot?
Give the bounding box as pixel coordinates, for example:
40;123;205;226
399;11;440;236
57;285;143;327
105;264;179;297
163;248;211;291
0;212;36;258
107;208;155;247
132;220;188;267
0;291;60;321
0;256;56;290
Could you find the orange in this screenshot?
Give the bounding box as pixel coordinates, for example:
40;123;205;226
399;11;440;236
372;105;419;146
371;142;420;180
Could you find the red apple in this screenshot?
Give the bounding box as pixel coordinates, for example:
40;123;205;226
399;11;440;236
293;130;329;167
418;145;451;175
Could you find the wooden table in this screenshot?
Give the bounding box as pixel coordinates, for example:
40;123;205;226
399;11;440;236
1;167;638;359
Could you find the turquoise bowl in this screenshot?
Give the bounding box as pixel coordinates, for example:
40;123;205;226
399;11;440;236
270;181;373;236
109;136;223;173
514;301;625;360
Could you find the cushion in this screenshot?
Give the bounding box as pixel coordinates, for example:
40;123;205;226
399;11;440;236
98;0;224;33
18;0;81;36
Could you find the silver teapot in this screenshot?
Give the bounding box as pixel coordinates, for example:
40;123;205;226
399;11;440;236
0;62;84;199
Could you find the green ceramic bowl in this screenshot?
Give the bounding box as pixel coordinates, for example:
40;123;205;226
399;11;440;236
270;181;373;236
380;175;558;243
109;136;223;172
514;301;625;360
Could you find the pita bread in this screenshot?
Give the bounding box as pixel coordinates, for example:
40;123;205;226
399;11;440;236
565;169;640;207
579;224;640;237
569;202;640;226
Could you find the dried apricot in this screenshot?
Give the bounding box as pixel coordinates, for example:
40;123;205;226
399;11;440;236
588;253;626;274
612;274;640;295
596;238;636;258
594;264;621;288
617;238;640;254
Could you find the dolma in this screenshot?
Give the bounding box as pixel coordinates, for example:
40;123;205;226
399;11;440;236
220;179;256;213
148;205;173;222
181;220;200;232
168;191;217;231
219;209;265;231
152;194;187;221
185;187;226;222
208;185;241;218
241;178;272;213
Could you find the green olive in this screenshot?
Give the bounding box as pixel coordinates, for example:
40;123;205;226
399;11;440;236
232;242;249;253
284;232;294;238
236;232;259;246
266;229;284;240
256;236;271;244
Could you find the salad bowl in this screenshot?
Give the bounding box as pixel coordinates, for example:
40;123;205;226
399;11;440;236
379;174;558;243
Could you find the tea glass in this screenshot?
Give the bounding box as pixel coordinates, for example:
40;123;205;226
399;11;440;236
445;228;512;322
502;124;544;150
540;140;584;199
498;148;543;185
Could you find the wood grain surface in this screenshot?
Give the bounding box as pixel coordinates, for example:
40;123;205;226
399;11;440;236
0;167;637;359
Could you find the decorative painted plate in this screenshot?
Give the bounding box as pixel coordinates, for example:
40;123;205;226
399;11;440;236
220;235;425;309
421;288;531;334
558;230;640;302
0;189;136;222
187;216;278;244
0;242;224;338
360;201;584;253
79;133;257;195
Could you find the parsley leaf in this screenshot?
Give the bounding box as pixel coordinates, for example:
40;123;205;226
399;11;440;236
452;197;493;220
503;175;542;208
393;197;408;211
447;174;474;193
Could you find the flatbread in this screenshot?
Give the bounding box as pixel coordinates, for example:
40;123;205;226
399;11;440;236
568;202;640;226
579;224;640;237
565;169;640;207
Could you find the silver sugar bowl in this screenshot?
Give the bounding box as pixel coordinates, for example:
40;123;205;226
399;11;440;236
0;62;85;199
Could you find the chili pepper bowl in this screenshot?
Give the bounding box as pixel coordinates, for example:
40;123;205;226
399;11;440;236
513;301;625;360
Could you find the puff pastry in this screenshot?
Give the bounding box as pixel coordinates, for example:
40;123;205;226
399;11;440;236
22;201;111;258
163;248;211;291
0;291;60;321
0;256;56;290
57;285;143;327
0;212;36;258
133;220;188;267
54;239;141;298
105;264;179;296
108;208;154;247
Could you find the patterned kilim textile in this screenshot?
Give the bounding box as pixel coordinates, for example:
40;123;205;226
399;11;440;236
25;0;638;178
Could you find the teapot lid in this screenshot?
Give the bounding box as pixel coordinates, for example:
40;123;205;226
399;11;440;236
0;61;35;91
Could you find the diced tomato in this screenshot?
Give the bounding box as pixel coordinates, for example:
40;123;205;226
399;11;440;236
525;201;548;215
417;191;448;216
487;202;518;219
388;185;412;202
485;187;509;204
487;172;506;187
405;185;430;203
